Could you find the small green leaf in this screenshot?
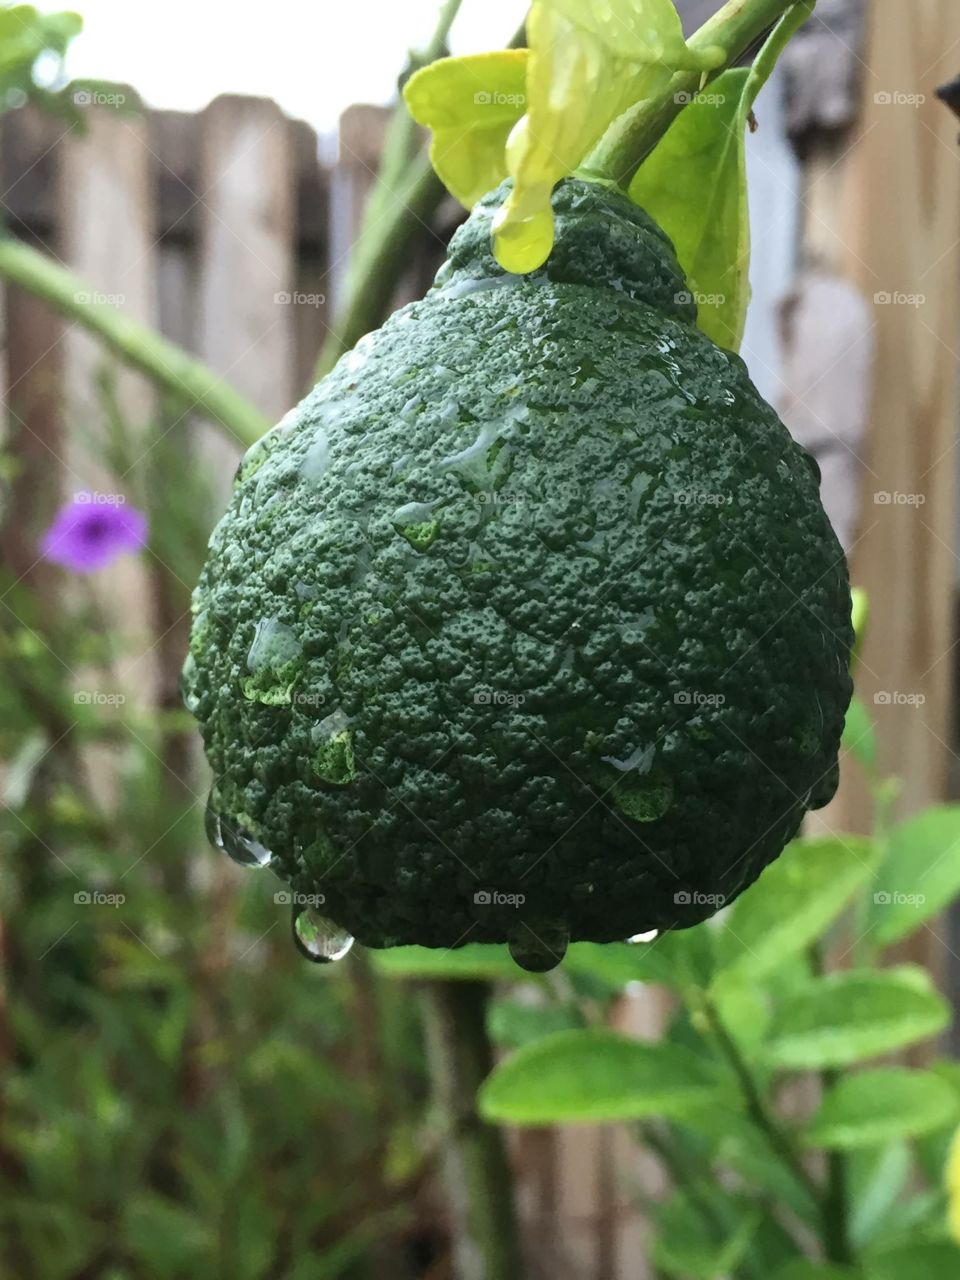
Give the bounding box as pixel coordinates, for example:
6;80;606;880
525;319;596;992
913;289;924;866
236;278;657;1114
865;1242;960;1280
763;967;949;1069
403;51;529;208
802;1069;959;1150
653;1191;760;1279
487;999;583;1049
565;927;713;991
843;695;877;772
848;1142;911;1250
371;943;522;981
479;1029;730;1125
629;1;813;349
712;836;877;988
867;805;960;945
773;1264;861;1280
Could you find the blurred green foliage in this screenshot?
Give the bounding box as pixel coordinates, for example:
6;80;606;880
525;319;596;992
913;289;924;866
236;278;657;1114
0;393;435;1278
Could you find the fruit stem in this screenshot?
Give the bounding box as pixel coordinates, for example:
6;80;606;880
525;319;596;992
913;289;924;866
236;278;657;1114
0;233;269;447
422;979;524;1280
582;0;809;189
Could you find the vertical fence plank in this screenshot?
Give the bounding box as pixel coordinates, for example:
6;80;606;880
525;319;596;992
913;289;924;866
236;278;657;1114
58;100;160;714
197;94;295;495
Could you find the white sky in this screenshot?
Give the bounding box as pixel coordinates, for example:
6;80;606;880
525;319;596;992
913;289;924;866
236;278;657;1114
55;0;528;135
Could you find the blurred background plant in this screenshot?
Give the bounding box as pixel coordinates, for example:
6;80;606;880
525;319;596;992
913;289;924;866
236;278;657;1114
2;1;960;1278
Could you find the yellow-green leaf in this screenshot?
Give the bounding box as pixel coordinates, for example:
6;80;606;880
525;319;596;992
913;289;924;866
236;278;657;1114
403;50;529;209
493;0;718;274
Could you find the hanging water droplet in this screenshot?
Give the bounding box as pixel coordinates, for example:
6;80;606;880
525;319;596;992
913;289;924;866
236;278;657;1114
292;906;354;963
627;929;659;944
508;921;569;973
204;792;274;868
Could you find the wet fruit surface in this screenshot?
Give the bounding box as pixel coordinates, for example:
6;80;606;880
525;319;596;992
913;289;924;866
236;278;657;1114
185;179;852;953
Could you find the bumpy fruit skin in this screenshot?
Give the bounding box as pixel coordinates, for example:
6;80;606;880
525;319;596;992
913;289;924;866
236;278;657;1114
185;178;852;950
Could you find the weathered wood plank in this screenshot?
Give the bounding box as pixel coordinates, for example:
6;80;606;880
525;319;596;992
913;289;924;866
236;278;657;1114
59;102;160;705
196;94;296;492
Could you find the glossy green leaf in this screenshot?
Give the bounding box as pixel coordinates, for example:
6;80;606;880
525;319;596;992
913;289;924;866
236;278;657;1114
403;51;529;208
843;695;877;772
867;805;960;945
371;943;523;981
565;927;713;991
653;1191;760;1279
763;967;949;1069
865;1243;960;1280
712;835;877;988
773;1265;861;1280
629;2;813;349
802;1069;959;1150
493;0;720;273
848;1142;911;1249
479;1029;731;1125
487;998;583;1049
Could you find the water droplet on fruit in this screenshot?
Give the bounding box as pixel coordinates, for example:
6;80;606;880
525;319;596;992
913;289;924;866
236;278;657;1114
292;907;354;963
300;429;331;482
627;929;659;944
311;709;358;786
240;616;302;705
615;775;674;823
179;652;199;712
508;922;569;973
204;792;273;868
391;501;440;551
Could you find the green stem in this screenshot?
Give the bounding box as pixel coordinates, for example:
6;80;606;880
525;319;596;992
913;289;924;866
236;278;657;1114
315;14;527;380
0;235;268;448
701;995;821;1212
584;0;809;188
421;980;523;1280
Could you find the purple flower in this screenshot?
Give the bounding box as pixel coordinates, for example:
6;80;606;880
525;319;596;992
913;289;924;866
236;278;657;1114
40;495;148;573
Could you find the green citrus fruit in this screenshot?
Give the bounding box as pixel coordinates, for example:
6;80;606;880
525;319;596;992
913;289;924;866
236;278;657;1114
184;178;852;970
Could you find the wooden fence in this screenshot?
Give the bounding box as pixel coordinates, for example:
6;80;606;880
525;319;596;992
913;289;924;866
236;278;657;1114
1;1;959;1273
